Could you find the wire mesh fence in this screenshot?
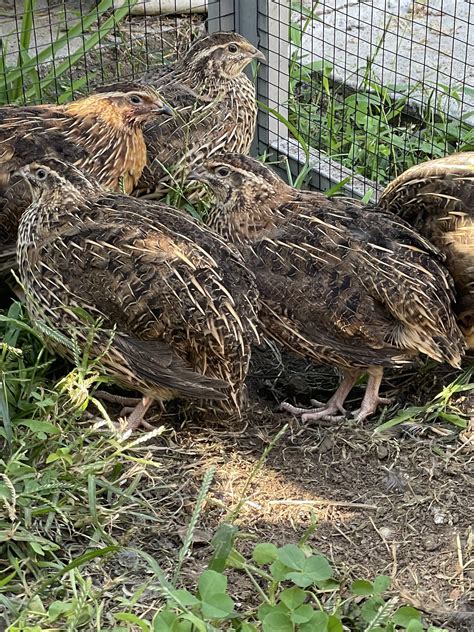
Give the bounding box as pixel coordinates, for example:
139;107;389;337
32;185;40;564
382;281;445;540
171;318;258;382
284;0;474;194
0;0;472;196
0;1;214;104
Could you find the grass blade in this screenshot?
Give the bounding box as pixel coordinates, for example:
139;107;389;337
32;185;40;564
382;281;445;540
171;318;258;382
173;466;215;583
225;424;288;523
34;545;120;595
0;378;13;445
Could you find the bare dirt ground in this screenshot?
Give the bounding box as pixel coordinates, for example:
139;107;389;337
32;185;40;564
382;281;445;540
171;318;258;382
95;347;473;631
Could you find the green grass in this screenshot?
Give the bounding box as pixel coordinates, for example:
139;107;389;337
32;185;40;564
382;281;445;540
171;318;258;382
0;303;171;629
1;303;461;630
0;0;139;105
288;2;474;185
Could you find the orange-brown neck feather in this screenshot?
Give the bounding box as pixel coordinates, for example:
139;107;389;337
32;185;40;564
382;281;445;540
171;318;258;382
64;97;147;193
65;96;134;132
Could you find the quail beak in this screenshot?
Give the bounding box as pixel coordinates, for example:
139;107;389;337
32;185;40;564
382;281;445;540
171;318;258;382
251;49;266;62
156;102;173;116
188;167;207;182
14;165;35;195
13;165;29;180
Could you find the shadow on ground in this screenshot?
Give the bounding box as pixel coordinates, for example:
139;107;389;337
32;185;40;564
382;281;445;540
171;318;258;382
93;346;473;631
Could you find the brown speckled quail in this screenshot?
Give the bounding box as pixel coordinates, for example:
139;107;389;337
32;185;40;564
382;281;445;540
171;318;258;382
191;153;465;423
0;89;170;276
379;151;474;348
16;160;260;432
97;32;264;198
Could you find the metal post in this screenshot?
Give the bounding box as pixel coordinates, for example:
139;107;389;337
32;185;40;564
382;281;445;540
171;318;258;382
255;0;289;153
235;0;259;47
209;0;282;155
234;0;269;154
208;0;376;198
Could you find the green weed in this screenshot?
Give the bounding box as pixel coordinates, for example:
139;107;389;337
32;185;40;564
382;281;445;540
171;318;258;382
107;509;448;631
375;366;473;435
288;2;474;185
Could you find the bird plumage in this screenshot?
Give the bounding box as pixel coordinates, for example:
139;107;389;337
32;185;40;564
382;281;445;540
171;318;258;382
192;153;465;422
378;151;474;348
0;89;169;275
16;160;259;429
96;32;264;198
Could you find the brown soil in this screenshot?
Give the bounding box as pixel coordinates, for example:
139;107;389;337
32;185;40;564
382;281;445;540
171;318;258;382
96;346;473;631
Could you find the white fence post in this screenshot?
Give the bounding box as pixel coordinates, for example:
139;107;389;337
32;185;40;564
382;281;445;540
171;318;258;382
256;0;289;153
208;0;377;198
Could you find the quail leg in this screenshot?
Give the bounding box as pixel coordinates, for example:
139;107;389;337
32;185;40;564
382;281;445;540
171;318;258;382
122;396;155;432
94;390;143;407
93;393;155;435
351;367;392;422
281;370;362;422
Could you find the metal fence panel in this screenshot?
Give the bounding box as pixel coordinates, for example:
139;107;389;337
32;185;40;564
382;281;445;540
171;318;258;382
265;0;473;197
0;1;472;198
0;1;213;104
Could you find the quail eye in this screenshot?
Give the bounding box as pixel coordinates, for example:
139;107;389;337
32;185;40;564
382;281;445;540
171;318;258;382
215;167;230;177
129;94;142;104
36;168;47;180
228;43;238;53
